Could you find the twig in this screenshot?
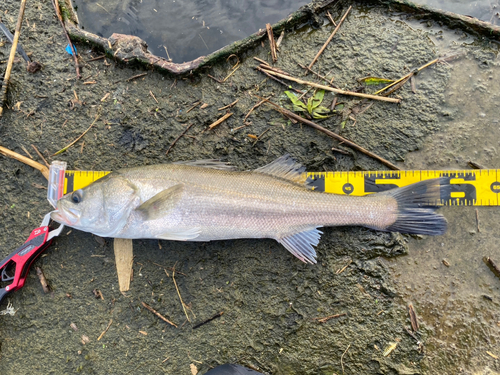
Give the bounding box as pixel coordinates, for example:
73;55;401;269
374;58;440;95
0;145;49;179
97;319;113;341
31;144;49;168
166;123;195;155
262;99;400;170
126;72;148;82
51;0;80;79
266;23;278;62
408;303;419;332
475;209;480;233
243;95;273;122
208;112;233;130
53;115;100;155
253;57;270;66
336;259;352;274
276;31;285;49
259;67;400;103
150;90;159;103
141;302;178;328
314;313;346;323
326;11;337;26
172;269;190;322
186;101;201;113
299;63;335;85
255;66;303;94
88;55;105;62
218;99;239;111
341;343;351;375
36;267;50;293
308;6;352;70
192;311;224;329
484;257;500;279
20;145;33;159
0;0;28;118
208;74;223;83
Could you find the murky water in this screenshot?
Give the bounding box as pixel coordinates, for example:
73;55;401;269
413;0;500;23
72;0;309;63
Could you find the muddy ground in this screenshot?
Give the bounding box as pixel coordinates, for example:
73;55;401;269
0;0;499;374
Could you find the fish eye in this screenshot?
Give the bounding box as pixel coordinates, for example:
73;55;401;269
71;190;83;204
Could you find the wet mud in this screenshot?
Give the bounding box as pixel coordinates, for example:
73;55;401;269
0;0;499;374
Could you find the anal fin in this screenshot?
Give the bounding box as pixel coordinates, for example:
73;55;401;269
156;227;201;241
278;227;323;264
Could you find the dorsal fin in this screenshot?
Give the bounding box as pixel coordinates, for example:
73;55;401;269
254;154;307;185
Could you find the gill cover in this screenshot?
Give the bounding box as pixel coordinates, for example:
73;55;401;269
52;173;139;237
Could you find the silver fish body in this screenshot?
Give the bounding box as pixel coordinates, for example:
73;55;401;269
51;155;446;263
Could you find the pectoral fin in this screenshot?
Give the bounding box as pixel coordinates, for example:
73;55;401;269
136;184;184;220
278;227;323;264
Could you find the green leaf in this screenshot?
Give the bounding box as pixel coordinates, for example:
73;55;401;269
358;76;394;86
311;90;325;110
341;120;347;129
284;91;307;111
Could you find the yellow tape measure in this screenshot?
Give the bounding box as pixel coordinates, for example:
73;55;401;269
61;169;500;206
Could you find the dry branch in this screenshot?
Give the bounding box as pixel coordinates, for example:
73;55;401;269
263;99;400;170
259;67;400;103
308;6;352;70
0;0;28;118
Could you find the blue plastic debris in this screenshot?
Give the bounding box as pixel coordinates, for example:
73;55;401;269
65;44;77;56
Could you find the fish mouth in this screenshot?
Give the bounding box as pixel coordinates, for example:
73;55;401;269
51;207;80;225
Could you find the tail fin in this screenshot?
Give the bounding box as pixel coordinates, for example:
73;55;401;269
381;178;447;236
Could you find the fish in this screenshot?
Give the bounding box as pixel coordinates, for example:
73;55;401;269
51;155;446;264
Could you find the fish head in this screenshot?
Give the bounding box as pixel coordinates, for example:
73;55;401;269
51;173;139;236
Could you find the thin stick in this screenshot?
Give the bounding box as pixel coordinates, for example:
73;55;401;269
308;6;352;70
172;269;190;322
260;67;400;103
253;57;270;66
314;313;346;323
326;11;337;26
208;112;233;130
255;67;303;95
266;23;277;62
150;90;159;104
408;303;419;332
263;99;400;170
126;72;148;82
244;95;273;122
336;259;352;274
97;319;113;341
31;144;49;168
192;311;224;329
374;58;440;95
484;257;500;279
36;267;50;293
186;101;201;113
141;302;177;328
51;0;80;79
475;209;480;233
341;343;351;375
0;145;49;179
0;0;28;118
218;99;239;111
299;63;335;85
20;145;34;159
53;115;100;155
166;123;195;155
